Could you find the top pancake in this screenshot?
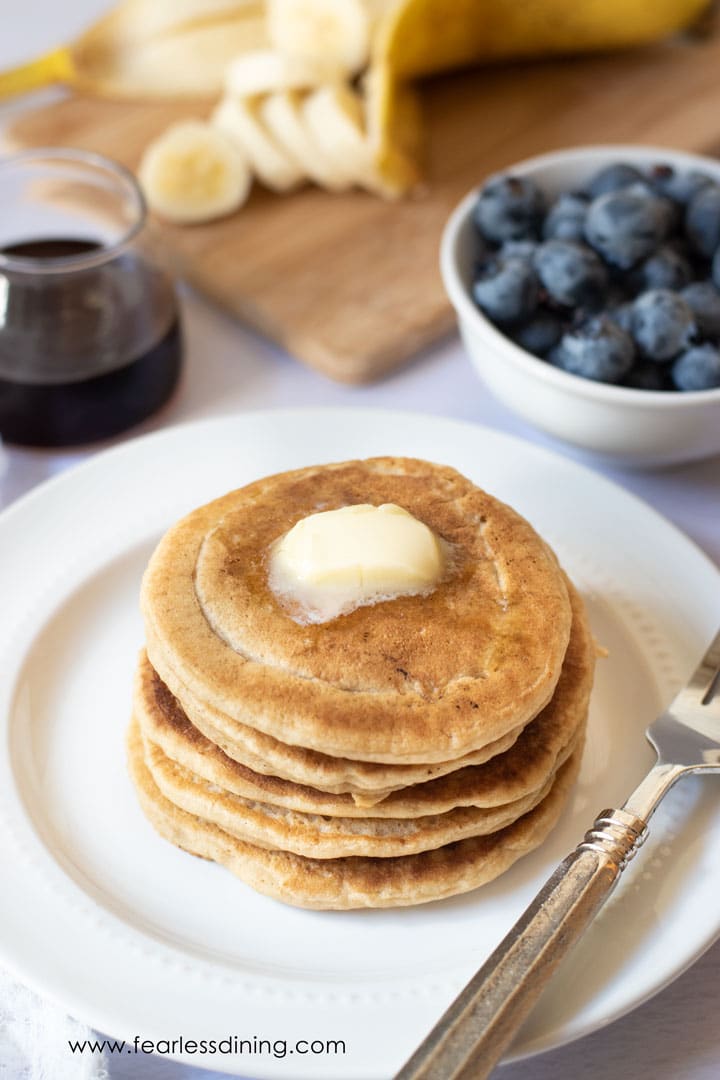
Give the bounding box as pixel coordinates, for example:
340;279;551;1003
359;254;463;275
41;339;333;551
141;457;572;763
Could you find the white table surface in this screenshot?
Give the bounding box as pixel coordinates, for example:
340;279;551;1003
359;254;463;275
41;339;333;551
2;5;720;1079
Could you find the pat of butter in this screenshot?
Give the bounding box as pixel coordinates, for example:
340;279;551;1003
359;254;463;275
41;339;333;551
269;503;443;623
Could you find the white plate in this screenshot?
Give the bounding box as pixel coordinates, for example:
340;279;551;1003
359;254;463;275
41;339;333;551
0;409;718;1080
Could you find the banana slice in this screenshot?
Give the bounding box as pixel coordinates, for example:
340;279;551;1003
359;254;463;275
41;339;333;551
212;96;304;192
267;0;370;75
138;120;251;224
260;91;351;191
302;84;377;190
225;48;338;96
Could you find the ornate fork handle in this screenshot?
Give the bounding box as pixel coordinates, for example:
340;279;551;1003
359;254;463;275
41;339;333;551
395;809;648;1080
397;628;720;1080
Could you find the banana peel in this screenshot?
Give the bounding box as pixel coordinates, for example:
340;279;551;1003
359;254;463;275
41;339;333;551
0;0;266;100
365;62;424;197
71;17;268;98
373;0;712;78
366;0;711;192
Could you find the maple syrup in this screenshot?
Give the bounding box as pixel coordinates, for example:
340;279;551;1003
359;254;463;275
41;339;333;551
0;237;182;446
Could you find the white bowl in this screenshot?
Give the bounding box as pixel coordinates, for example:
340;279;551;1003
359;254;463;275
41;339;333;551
440;144;720;467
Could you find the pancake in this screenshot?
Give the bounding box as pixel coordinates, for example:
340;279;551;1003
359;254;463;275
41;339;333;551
128;719;583;910
143;648;524;803
134;575;594;818
139;720;577;859
141;457;573;764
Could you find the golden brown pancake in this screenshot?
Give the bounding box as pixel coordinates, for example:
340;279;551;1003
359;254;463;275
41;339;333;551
141;457;572;763
142;648;524;803
128;718;583;910
134;576;594;818
139;721;576;859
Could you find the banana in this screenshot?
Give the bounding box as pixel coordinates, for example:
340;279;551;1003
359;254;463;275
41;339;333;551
106;0;263;44
225;49;336;97
260;91;352;191
212;96;305;192
138;120;251;224
267;0;371;75
302;84;378;191
70;1;268;98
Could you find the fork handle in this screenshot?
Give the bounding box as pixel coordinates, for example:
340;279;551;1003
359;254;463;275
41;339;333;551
395;808;648;1080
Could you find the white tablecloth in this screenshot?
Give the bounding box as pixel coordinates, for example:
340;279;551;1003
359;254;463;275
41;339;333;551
2;5;720;1078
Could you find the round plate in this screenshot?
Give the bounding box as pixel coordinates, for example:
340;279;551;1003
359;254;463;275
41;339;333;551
0;409;718;1079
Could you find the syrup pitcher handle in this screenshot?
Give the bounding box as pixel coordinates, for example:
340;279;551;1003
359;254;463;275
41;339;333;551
394;808;648;1080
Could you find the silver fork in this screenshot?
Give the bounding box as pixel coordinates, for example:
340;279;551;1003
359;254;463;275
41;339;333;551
396;629;720;1080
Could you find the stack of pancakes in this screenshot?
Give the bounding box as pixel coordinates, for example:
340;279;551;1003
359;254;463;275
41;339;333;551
129;457;595;910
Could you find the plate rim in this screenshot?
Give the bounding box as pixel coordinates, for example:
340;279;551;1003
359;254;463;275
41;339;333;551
1;406;718;585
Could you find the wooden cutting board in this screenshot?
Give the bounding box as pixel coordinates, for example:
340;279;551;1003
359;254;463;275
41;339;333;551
7;30;720;383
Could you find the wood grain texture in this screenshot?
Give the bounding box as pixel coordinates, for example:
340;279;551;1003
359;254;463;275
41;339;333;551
6;32;720;383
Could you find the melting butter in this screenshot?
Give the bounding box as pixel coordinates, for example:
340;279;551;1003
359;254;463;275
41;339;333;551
268;503;444;623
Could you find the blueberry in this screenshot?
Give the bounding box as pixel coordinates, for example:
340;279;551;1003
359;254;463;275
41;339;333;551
680;281;720;337
586;163;646;198
650;164;712;206
624;179;665;202
511;310;563;356
671;343;720;390
607;301;635;335
585;190;671;269
542;193;588;242
624;362;671;391
472;230;492;267
546;345;567;368
472;256;539;324
605;281;634;306
713;247;720;290
533;240;608;308
473;175;545;244
500;239;538;261
631;289;696;361
627;185;679;232
549;315;635;382
685;184;720;256
635;246;692;291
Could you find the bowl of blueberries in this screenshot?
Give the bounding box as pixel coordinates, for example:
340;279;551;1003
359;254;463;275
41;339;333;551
440;144;720;465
